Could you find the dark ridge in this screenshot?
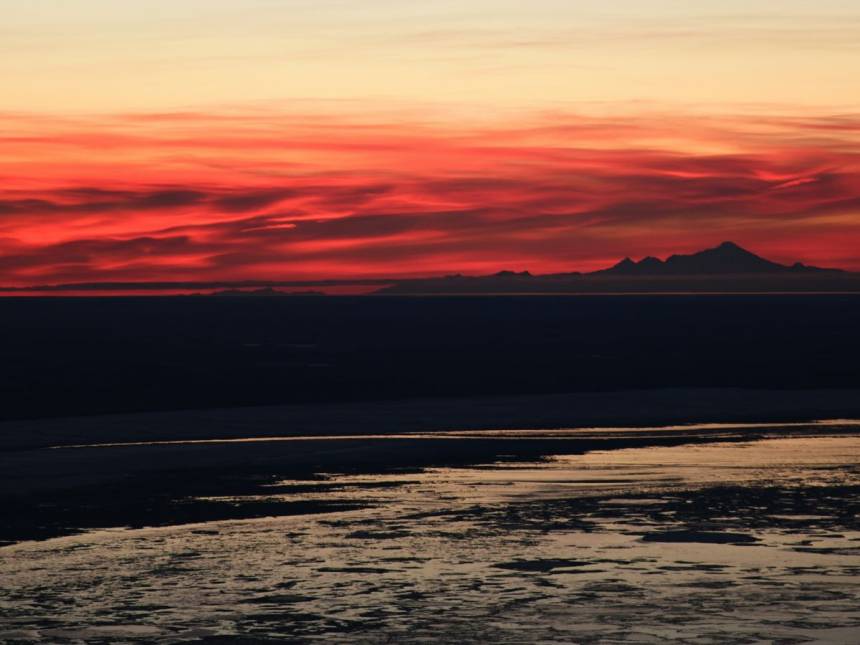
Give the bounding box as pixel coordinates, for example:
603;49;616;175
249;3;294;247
377;242;853;294
0;242;850;296
595;241;842;276
208;288;326;297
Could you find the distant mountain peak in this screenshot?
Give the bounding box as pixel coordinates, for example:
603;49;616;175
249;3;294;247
597;242;840;276
609;257;637;271
709;241;763;258
376;242;850;294
717;240;742;250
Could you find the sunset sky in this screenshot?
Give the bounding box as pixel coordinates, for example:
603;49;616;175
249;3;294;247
2;1;859;285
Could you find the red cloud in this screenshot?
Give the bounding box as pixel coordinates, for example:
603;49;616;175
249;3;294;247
0;109;858;286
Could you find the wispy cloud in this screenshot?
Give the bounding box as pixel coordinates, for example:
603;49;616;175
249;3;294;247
0;107;858;285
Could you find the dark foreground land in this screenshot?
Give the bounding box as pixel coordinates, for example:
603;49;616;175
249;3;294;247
2;296;860;642
1;294;860;421
2;295;860;545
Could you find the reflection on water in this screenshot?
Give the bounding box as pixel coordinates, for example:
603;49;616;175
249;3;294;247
49;418;860;449
2;436;860;643
268;436;860;505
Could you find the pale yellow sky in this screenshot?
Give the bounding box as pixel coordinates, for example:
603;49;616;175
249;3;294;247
2;1;859;114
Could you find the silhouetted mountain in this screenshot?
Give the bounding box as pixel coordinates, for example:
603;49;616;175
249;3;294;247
596;242;842;276
0;242;851;297
377;243;855;294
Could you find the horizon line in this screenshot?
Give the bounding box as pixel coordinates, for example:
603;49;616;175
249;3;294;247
0;242;853;293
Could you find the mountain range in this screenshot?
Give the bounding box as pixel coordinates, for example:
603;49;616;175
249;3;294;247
377;242;855;295
595;242;840;276
0;242;855;296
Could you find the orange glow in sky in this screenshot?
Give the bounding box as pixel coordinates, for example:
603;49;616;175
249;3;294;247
1;1;858;285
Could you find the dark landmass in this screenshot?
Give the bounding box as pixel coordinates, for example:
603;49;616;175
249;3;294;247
0;279;392;293
207;288;326;297
5;388;860;453
379;242;857;294
378;272;860;295
595;241;841;276
0;294;858;421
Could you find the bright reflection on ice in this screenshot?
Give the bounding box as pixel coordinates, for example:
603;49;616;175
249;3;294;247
49;418;860;449
3;434;860;643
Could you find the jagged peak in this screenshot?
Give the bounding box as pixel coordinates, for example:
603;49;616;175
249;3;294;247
596;241;818;276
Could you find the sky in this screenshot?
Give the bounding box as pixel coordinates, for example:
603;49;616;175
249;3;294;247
1;1;859;285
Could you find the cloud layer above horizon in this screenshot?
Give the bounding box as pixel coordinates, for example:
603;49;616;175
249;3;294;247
1;1;858;284
1;108;859;285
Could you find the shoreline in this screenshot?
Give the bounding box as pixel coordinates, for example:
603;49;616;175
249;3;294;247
4;435;859;643
3;388;860;546
4;428;859;548
4;387;860;452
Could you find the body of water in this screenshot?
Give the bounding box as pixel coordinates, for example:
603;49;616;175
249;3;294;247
2;433;859;643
